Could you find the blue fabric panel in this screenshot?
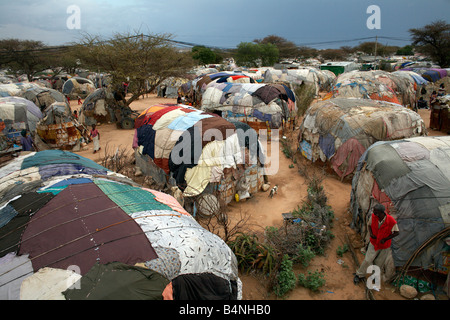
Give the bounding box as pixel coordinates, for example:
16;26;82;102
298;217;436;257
21;150;107;171
0;205;18;228
38;164;108;181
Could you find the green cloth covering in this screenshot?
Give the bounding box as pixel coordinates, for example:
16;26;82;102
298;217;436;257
394;274;433;293
21;150;107;171
94;180;171;214
63;262;169;300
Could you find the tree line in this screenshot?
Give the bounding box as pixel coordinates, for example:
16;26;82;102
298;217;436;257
0;20;448;106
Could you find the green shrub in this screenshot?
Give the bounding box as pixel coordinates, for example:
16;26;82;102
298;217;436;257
294;245;315;267
336;244;349;257
298;270;326;292
273;255;297;298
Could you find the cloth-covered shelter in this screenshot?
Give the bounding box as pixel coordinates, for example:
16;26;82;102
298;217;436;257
350;136;450;280
186;71;257;106
330;70;418;109
19;85;69;112
0;83;36;98
62;77;96;99
0;150;241;300
35;102;80;149
0;97;43;133
263;67;336;95
134;104;266;205
298;98;426;179
402;67;448;83
79;88;116;125
200;82;297;130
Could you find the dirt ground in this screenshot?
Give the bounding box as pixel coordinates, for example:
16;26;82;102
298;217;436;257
70;94;447;300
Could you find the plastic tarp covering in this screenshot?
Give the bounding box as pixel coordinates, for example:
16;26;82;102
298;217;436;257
0;150;241;300
350;136;450;273
298;98;426;178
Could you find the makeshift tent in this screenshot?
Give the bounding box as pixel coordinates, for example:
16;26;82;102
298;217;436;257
79;88;116;125
19;85;69;111
298;98;426;179
0;97;43;133
188;72;256;106
402;67;448;83
350;136;450;280
331;70;417;108
324;78;401;104
0;83;37;98
36;102;80;149
200;82;296;130
392;70;429;86
134;104;266;204
0;150;241;300
62;77;95;99
263;67;336;94
157;77;189;99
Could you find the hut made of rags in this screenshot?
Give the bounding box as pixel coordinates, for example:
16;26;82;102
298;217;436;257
298;98;426;179
133;104;266;209
350;136;450;289
0;150;241;300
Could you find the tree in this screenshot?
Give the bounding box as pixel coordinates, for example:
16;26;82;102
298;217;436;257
254;35;299;59
0;39;67;81
297;46;318;60
396;45;414;56
76;32;195;106
234;42;279;67
409;20;450;67
191;46;216;65
320;49;347;61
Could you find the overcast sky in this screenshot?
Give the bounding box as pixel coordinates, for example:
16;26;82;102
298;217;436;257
0;0;449;49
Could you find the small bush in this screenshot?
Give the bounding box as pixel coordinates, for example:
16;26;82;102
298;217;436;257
336;244;349;257
298;270;326;292
293;245;315;267
273;255;297;298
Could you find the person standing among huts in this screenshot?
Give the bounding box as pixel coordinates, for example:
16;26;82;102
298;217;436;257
429;90;441;130
353;204;399;285
90;124;101;154
20;129;35;152
437;83;445;97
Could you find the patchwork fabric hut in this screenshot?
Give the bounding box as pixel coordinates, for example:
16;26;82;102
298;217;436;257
298;98;426;179
134;104;266;206
35;102;80;149
19;86;69;111
188;71;256;105
0;150;241;300
263;67;336;94
0;97;43;133
62;77;96;99
200;82;297;131
79;88;115;126
350;136;450;282
331;70;418;109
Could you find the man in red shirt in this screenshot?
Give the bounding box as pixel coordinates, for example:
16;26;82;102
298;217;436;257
354;204;399;285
